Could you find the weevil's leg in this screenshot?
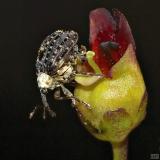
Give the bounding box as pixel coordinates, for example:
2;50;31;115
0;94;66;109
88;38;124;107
53;87;81;109
71;98;76;108
74;97;91;109
40;90;56;119
29;106;38;119
78;47;87;62
53;88;68;100
75;72;106;78
54;87;75;101
68;80;77;86
60;85;91;109
79;45;87;57
73;45;87;64
54;88;76;107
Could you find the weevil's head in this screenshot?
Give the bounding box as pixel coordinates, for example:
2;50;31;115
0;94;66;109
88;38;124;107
37;72;54;90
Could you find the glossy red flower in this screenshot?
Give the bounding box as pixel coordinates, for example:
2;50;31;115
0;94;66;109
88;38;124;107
89;8;135;75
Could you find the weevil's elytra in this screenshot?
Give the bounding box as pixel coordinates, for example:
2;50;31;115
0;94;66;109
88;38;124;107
30;30;92;119
36;30;78;75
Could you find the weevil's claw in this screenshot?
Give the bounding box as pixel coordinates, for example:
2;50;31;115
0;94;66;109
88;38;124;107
83;102;92;110
29;112;34;119
43;106;56;119
71;98;76;108
47;107;56;117
43;107;46;119
29;106;38;119
29;105;56;119
79;99;92;110
73;97;92;110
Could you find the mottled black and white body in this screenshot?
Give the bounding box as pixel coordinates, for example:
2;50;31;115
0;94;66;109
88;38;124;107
30;30;91;119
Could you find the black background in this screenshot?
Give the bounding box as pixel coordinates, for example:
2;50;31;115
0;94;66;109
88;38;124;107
0;0;160;160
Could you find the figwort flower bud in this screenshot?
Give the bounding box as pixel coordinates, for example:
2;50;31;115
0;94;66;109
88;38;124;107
74;8;147;160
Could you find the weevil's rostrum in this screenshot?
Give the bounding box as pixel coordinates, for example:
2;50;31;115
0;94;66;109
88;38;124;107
30;30;91;119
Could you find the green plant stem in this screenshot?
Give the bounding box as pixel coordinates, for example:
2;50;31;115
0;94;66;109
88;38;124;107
111;138;128;160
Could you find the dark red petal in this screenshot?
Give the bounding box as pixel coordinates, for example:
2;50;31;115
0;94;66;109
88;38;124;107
112;9;135;53
89;8;135;75
90;8;116;75
90;8;116;45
